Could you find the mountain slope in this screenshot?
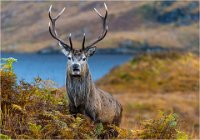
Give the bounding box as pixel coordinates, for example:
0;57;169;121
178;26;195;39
1;1;199;52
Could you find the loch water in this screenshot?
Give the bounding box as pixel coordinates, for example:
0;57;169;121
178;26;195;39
1;53;132;87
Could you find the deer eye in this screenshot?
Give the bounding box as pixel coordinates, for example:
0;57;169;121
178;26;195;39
82;58;86;61
68;57;71;60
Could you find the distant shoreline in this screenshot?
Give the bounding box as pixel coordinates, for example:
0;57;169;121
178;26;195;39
1;46;192;55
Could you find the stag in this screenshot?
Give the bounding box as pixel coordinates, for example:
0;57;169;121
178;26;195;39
48;3;122;126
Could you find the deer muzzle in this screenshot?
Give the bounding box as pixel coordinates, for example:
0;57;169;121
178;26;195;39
71;63;81;76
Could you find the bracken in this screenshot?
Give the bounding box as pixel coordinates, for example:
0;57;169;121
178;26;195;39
0;57;188;139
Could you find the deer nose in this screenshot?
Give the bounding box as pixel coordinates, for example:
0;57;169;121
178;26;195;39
73;64;79;69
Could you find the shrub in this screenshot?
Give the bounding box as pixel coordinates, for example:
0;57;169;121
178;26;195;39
0;57;188;139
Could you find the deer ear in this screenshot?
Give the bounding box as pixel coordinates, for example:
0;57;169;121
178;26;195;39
61;48;70;56
85;46;96;57
59;42;70;56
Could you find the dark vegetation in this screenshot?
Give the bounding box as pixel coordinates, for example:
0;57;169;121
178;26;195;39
138;1;199;25
0;57;188;139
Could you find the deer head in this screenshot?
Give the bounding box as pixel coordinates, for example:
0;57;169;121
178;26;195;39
48;3;108;76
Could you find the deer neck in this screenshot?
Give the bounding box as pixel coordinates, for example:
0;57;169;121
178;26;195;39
66;66;94;107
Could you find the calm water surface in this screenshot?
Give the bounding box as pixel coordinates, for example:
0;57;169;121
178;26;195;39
1;53;132;87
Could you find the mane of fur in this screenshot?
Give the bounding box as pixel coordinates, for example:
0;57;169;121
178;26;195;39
66;67;92;107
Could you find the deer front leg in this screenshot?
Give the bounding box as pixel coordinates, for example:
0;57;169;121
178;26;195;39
87;109;100;124
69;103;77;116
76;105;86;115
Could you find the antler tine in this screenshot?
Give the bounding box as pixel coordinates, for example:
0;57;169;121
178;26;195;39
55;7;66;20
94;8;103;18
82;33;86;50
48;5;72;51
83;3;108;50
69;33;73;49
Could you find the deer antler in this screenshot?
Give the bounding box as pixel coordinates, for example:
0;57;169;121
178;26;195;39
82;3;108;50
48;5;72;51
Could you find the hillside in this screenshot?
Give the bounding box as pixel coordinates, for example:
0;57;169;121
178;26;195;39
97;52;199;138
1;1;199;53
